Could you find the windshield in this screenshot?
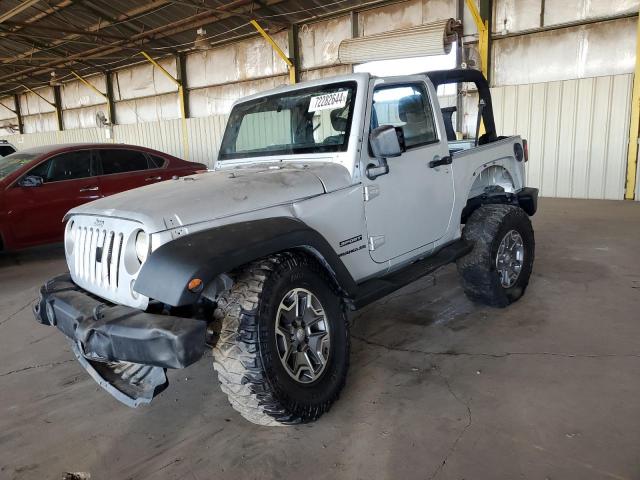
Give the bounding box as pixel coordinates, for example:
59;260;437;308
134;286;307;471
0;152;38;180
219;82;357;161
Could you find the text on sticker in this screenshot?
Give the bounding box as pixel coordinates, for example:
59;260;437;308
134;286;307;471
308;91;348;112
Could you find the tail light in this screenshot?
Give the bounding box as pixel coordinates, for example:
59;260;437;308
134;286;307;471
523;139;529;162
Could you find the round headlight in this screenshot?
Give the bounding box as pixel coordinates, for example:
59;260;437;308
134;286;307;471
64;221;75;256
135;230;149;263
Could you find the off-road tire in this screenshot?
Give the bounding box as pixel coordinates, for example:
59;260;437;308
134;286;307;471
456;204;535;307
212;252;350;426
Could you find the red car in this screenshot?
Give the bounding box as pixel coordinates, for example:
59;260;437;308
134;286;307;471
0;143;206;251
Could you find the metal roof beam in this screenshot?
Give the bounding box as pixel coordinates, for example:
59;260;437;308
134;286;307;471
12;0;74;26
0;0;291;87
77;1;178;50
2;0;172;65
168;0;289;27
0;29;138;49
0;56;126;62
3;20;132;41
0;0;42;24
0;26;103;71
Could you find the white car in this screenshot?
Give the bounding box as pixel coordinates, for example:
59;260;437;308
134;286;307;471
35;68;538;426
0;140;16;158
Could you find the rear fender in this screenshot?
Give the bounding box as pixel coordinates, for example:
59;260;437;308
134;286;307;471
461;187;538;223
468;165;516;198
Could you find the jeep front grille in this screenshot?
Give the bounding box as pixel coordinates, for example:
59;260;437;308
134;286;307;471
65;215;149;310
73;227;124;289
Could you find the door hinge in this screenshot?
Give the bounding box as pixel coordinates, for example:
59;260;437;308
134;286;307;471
363;184;380;201
368;235;385;251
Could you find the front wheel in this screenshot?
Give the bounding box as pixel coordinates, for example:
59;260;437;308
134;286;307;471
212;252;349;425
456;204;535;307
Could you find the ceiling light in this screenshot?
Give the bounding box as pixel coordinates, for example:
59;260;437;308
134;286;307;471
194;28;209;51
49;71;61;87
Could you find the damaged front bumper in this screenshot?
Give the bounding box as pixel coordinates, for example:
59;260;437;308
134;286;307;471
34;274;206;407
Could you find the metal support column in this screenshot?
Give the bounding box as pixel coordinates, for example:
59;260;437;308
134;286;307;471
13;94;23;134
456;0;464;134
625;9;640;200
176;53;190;119
71;71;109;103
350;10;359;75
53;86;63;131
350;10;359;38
465;0;490;80
22;84;62;131
0;97;23;134
480;0;493;84
140;51;189;160
251;19;296;84
465;0;492;137
287;24;300;84
71;70;114;138
71;71;111;125
105;72;116;125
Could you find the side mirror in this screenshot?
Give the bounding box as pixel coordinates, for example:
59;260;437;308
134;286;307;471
19;175;44;187
366;125;406;180
369;125;406;159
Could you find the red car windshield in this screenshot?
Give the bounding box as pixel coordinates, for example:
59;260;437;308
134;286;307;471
0;152;37;180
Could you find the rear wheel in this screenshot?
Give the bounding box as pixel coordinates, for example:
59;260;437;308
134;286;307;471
456;204;535;307
212;252;349;425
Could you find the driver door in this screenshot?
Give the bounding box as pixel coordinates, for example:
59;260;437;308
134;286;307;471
362;79;455;263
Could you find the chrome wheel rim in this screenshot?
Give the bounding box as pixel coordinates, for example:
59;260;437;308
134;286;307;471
275;288;330;384
496;229;525;288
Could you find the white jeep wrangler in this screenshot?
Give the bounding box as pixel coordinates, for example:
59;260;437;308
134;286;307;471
34;69;537;425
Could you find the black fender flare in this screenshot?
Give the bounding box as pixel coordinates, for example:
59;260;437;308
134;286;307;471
135;217;357;306
461;187;538;224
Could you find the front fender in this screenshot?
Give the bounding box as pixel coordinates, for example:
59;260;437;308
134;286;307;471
134;217;357;306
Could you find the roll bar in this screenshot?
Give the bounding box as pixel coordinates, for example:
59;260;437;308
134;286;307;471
426;69;497;143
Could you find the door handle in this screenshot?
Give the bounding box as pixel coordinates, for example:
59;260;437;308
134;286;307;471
145;176;162;182
79;186;99;192
429;156;453;168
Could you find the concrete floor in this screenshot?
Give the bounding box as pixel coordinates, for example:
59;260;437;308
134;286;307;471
1;198;639;480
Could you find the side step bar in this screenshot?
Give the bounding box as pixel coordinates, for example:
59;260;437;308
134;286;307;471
350;240;472;310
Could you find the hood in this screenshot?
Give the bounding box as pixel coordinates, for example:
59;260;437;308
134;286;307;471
67;162;352;232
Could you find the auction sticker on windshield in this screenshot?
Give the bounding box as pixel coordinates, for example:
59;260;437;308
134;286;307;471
308;91;348;112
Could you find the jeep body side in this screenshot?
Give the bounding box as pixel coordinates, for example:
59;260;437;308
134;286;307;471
34;69;537;425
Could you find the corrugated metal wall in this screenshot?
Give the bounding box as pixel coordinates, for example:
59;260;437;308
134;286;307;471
491;17;637;86
3;73;634;197
2;128;106;150
492;74;633;200
186;116;228;166
3;116;227;167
